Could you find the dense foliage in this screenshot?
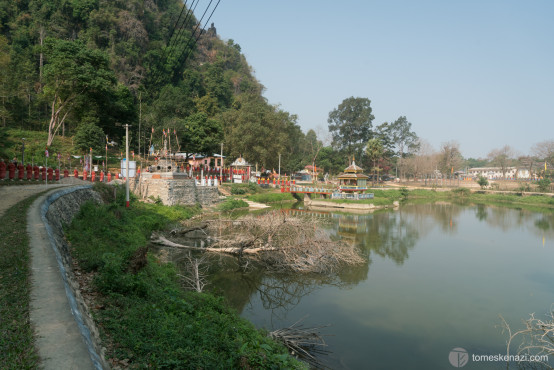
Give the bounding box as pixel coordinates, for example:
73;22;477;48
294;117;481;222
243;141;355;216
0;0;318;173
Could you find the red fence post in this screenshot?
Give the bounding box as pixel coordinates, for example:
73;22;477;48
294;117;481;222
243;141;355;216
17;164;24;180
8;162;15;180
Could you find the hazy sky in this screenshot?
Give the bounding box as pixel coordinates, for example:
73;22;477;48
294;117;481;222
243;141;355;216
210;0;554;158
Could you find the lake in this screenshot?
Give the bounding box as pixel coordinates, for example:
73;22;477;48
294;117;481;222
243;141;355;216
181;202;554;369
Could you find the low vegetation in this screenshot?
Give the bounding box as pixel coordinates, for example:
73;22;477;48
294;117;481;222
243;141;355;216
217;197;249;211
247;192;295;203
0;193;45;369
65;184;304;369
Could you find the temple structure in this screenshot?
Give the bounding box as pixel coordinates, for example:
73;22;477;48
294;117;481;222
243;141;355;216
337;160;369;193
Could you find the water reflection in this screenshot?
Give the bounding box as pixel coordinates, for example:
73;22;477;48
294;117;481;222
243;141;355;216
469;203;554;241
205;207;430;313
159;202;554;369
168;204;554;316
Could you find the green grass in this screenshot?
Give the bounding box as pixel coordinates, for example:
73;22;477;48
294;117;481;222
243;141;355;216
218;197;249;211
0;192;46;369
308;187;554;210
247;192;295;203
65;186;305;369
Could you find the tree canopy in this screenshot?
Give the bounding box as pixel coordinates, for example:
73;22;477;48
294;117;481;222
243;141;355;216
328;97;374;161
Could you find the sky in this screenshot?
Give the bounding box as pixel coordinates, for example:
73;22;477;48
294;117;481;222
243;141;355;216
210;0;554;158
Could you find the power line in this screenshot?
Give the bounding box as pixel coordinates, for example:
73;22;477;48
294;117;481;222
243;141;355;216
175;0;222;72
151;0;197;86
156;0;189;68
165;0;199;63
150;0;222;86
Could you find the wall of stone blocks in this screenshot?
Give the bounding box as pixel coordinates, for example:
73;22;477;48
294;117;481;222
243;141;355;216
129;178;219;206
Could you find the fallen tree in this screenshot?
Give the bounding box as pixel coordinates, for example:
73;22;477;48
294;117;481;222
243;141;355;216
151;211;364;273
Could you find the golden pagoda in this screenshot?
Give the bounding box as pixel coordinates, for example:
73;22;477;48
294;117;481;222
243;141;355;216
337;158;369;193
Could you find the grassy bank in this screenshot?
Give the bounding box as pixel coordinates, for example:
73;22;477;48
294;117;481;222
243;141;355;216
66;184;305;369
306;187;554;210
217;197;249;211
247;192;295;203
0;193;45;369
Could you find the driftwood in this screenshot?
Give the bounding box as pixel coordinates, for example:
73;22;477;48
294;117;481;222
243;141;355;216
170;222;209;236
151;234;277;254
270;316;330;369
177;253;209;292
152;211;364;274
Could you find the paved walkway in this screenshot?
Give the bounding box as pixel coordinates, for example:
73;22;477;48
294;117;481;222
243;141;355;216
0;184;97;369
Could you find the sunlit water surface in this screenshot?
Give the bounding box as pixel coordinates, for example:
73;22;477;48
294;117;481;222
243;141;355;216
173;203;554;369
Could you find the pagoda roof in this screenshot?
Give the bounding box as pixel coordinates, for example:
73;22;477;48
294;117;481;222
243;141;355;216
337;172;369;180
343;160;365;174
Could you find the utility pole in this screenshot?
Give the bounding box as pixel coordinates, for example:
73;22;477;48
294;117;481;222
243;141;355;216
21;138;25;164
138;92;142;171
124;124;131;208
278;153;281;180
105;135;108;177
220;142;223;183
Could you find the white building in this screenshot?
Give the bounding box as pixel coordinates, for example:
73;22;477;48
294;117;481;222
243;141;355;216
468;167;534;180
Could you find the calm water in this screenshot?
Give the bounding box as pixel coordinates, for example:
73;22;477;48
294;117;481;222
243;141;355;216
177;203;554;369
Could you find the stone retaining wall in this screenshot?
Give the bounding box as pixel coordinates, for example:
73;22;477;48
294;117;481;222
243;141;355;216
42;187;109;369
129;176;219;206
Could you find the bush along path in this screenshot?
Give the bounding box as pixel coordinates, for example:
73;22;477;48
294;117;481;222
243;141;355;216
65;184;306;369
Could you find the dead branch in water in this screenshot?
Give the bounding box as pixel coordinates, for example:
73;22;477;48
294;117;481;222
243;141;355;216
152;211;364;274
500;309;554;368
270;316;330;369
177;253;209;292
151;234;277;254
170;222;208;236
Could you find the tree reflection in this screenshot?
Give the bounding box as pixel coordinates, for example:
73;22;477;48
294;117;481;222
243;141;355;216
205;259;362;314
472;204;554;240
475;204;488;221
162;204;554;321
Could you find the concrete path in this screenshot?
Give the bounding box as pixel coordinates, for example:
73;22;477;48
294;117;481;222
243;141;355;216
0;184;66;218
0;184;97;369
27;187;97;370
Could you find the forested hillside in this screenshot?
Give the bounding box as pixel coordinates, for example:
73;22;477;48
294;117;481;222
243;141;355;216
0;0;311;171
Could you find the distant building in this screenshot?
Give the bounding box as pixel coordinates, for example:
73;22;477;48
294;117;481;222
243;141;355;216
468;167;534;180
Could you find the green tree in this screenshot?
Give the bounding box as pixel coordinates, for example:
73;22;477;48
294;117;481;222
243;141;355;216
0;35;11;126
378;116;418;179
0;127;15;159
220;93;300;170
180;112;223;156
536;178;551;192
73;123;105;152
328;97;374;161
477;176;489;189
366;138;384;186
42;38;116;146
317;146;343;175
